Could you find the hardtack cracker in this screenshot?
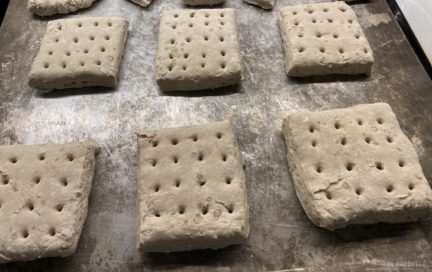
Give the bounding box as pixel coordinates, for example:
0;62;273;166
282;103;432;230
0;140;100;263
137;121;249;252
29;17;128;90
28;0;96;16
278;1;374;76
156;9;243;91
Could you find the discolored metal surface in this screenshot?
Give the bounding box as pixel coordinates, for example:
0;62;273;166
1;0;432;271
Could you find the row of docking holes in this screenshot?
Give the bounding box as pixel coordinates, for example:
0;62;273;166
314;159;407;175
167;50;227;71
152;176;234;193
43;46;109;69
152;203;234;218
308;118;392;147
171;11;226;20
55;21;114;31
3;153;76;164
296;44;368;55
147;132;224;148
1;174;70;187
290;5;350;16
292;18;355;26
149;151;230;167
17;227;58;240
324;181;416;200
168;35;226;45
170;19;226;30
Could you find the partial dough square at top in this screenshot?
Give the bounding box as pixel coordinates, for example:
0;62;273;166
282;103;432;230
156;9;243;91
245;0;275;10
137;121;249;252
278;1;374;76
0;140;100;263
183;0;224;6
28;0;96;16
29;17;128;90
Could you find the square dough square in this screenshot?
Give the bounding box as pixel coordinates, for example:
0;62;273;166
0;140;100;263
156;9;243;91
28;17;128;90
278;1;374;77
28;0;96;16
282;103;432;230
137;120;249;252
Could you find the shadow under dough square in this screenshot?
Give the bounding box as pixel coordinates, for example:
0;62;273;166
0;140;100;263
278;1;374;77
282;103;432;230
156;9;243;91
137;121;249;252
28;17;128;90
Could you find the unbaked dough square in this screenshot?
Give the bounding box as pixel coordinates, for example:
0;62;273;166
137;120;249;252
278;1;374;76
282;103;432;230
0;140;100;263
28;0;96;16
156;9;243;91
29;17;128;90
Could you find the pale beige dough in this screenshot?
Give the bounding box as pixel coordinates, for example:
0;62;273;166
28;17;128;90
278;1;374;76
282;103;432;230
28;0;97;16
155;9;243;91
136;120;249;252
0;140;100;263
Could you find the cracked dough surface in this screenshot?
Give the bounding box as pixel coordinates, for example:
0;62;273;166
28;0;97;16
155;8;243;91
278;1;374;76
0;140;100;263
28;17;128;90
282;103;432;230
136;120;249;252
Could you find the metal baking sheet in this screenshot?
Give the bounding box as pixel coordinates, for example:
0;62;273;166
1;0;432;271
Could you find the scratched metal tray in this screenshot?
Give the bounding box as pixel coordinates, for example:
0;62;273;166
1;0;432;271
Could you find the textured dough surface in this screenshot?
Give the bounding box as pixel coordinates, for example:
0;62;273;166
137;120;249;252
183;0;224;6
0;140;100;263
282;103;432;230
129;0;153;7
156;9;243;91
29;17;128;90
28;0;96;16
278;1;374;77
245;0;274;10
